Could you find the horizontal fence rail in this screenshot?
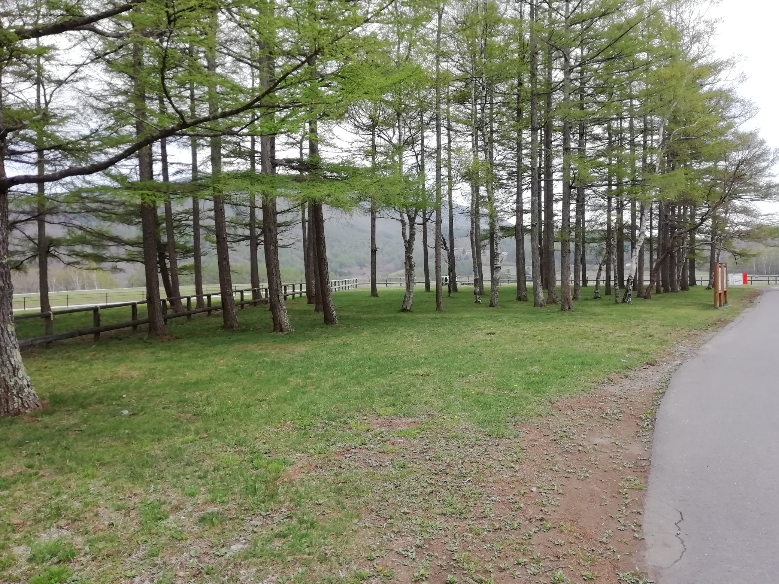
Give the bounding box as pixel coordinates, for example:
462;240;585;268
15;279;358;348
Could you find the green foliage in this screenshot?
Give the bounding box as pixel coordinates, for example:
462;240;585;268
140;500;170;529
29;566;73;584
28;539;76;565
197;510;226;528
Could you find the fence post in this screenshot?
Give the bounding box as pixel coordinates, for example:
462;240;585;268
132;303;138;331
207;294;212;316
93;307;101;342
264;287;269;300
292;283;296;298
283;285;288;298
187;296;192;320
240;290;245;309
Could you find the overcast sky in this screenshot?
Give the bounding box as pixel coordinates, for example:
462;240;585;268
710;0;778;147
710;0;779;213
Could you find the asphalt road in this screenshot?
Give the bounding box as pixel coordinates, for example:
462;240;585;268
645;288;779;583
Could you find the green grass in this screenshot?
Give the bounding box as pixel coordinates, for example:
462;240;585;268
1;286;755;583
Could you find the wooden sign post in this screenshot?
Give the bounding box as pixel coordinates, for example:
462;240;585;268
713;262;728;308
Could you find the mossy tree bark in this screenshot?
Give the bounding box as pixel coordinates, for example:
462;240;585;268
529;0;545;308
206;11;238;330
0;146;42;415
400;209;418;312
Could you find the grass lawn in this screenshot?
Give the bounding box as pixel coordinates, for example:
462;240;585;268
1;286;754;583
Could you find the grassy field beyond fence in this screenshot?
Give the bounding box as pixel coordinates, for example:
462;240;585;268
1;285;756;583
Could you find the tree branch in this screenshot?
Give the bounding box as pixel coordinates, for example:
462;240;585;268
12;1;144;40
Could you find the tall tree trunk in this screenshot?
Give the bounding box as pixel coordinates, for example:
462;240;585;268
688;204;697;287
261;185;291;331
612;231;619;304
470;192;480;291
300;202;306;296
261;187;291;330
156;212;173;300
133;33;166;338
637;116;648;295
370;202;378;297
249;192;260;301
159;111;183;312
143;198;167;336
446;89;458;294
573;184;582;300
606;123;613;298
34;62;52;334
661;202;670;293
679;206;689;291
648;201;654;294
657;202;665;293
623;205;647;304
309;108;337;324
469;76;483;295
206;12;238;329
529;0;545;307
605;198;612;297
559;2;573;312
422;214;431;292
669;205;678;292
630;197;637;290
311;200;336;324
629;101;637;291
309;201;321;310
616;119;625;289
303;133;316;304
420;115;431;294
400;210;418;311
487;84;500;308
593;260;603;299
249;135;261;302
572;78;581;301
189;44;204;309
637;203;646;296
162;204;181;310
617;197;624;288
434;4;444;312
515;73;528;302
0;126;42;414
260;28;291;331
304;205;315;305
370;125;379;298
575;68;587;293
212;196;237;328
543;39;556;303
707;214;717;289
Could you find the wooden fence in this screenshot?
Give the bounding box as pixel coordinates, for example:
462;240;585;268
15;279;358;348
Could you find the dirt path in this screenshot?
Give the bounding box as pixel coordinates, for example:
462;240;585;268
332;332;724;584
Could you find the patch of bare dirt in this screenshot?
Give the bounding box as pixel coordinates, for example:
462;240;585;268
326;333;719;584
369;417;421;431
